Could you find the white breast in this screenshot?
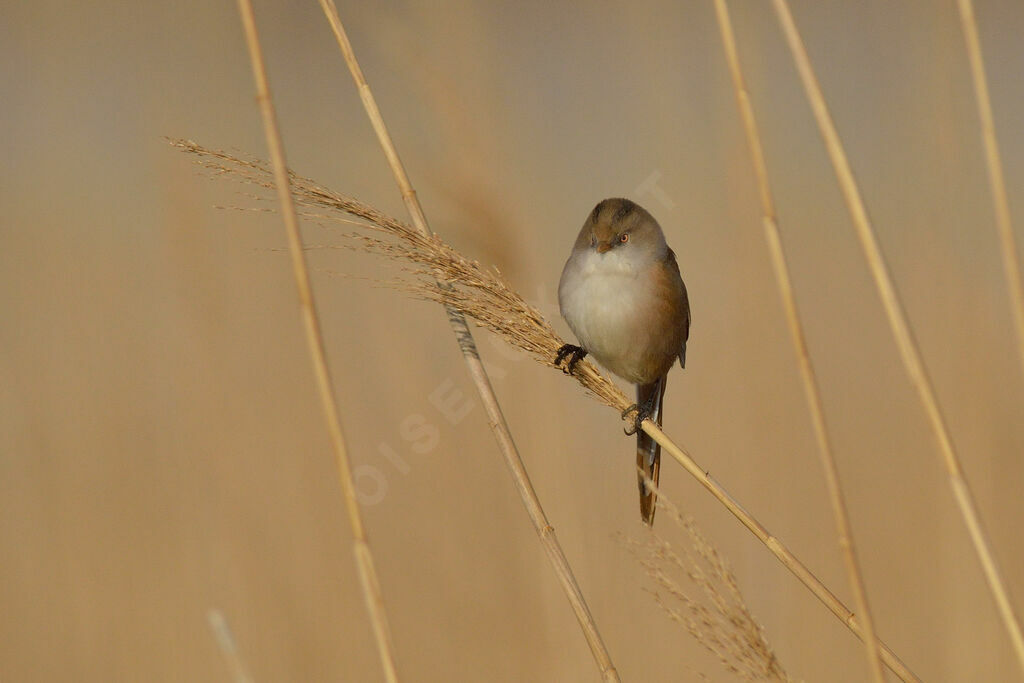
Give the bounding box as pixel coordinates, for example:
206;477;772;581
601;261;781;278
558;249;651;380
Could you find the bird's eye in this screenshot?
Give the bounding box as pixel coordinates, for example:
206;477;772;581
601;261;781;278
590;235;596;246
619;233;629;243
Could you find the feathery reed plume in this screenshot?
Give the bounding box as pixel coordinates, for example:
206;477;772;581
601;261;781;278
233;2;400;681
712;1;885;680
172;139;630;411
956;0;1024;381
169;138;920;681
207;609;255;683
772;0;1024;672
623;501;793;682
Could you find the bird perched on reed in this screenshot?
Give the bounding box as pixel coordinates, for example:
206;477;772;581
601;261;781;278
556;198;690;525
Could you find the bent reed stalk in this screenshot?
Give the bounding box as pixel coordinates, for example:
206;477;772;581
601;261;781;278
712;1;885;680
169;139;920;682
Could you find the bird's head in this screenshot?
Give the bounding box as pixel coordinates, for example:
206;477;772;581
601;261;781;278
578;197;667;259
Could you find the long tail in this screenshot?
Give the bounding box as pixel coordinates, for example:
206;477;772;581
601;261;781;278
636;376;667;526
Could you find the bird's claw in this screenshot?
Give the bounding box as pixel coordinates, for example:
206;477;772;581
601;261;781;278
622;389;661;435
554;344;588;375
621;403;652;436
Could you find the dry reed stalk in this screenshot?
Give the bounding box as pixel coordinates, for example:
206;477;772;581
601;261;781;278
167;139;920;681
207;609;255;683
711;2;885;680
956;0;1024;381
312;2;621;680
771;0;1024;672
625;500;793;681
234;2;400;681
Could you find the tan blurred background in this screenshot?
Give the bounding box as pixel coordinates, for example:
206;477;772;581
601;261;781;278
3;0;1024;680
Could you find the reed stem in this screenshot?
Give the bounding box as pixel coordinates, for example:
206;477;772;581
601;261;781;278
313;1;619;679
236;2;400;680
955;0;1024;383
772;0;1024;672
712;2;885;680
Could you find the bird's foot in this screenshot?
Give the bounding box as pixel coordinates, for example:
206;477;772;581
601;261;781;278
554;344;588;375
621;394;658;435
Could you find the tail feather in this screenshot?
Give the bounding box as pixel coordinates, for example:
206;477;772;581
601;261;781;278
636;377;667;525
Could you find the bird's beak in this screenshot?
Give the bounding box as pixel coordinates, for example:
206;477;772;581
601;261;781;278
596;241;612;254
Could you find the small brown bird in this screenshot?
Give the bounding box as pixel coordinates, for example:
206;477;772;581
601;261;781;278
556;198;690;525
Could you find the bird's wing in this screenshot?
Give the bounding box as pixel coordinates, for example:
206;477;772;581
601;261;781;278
666;248;690;368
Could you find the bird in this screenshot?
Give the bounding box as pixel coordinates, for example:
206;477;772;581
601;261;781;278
556;198;690;525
